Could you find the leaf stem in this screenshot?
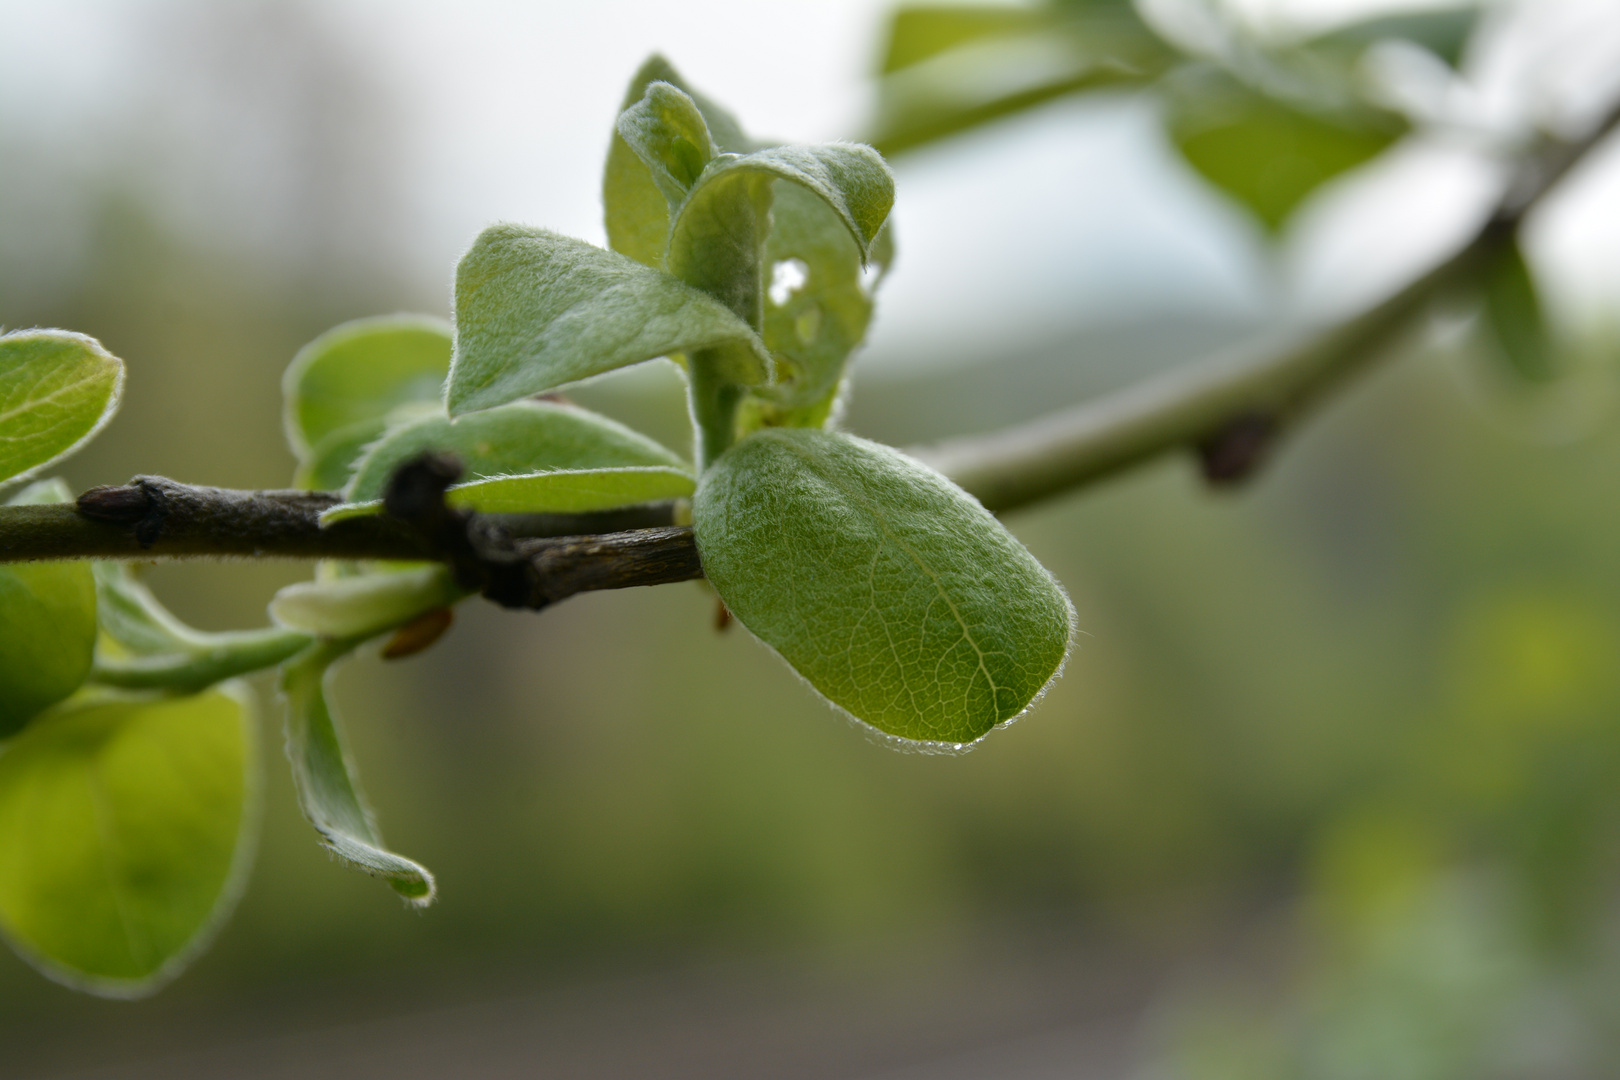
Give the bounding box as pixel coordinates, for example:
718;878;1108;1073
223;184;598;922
90;627;314;693
688;350;742;470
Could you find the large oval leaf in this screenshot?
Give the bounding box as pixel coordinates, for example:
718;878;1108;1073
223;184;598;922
0;481;97;737
0;685;256;997
0;330;123;489
336;399;690;518
448;226;770;416
694;428;1073;747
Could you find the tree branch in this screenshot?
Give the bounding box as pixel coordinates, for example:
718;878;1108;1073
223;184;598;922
913;96;1620;513
0;476;677;562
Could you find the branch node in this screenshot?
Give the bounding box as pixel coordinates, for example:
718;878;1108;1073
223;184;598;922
1197;412;1278;487
77;476;173;547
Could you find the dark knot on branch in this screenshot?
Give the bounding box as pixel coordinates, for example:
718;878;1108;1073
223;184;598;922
378;452;703;611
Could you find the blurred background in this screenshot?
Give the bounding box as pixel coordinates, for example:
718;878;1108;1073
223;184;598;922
4;0;1620;1076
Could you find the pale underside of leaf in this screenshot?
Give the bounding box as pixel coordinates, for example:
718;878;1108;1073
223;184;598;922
324;467;695;521
341;398;689;509
694;429;1073;748
448;225;770;415
0;330;124;490
280;642;434;904
0;685;257;998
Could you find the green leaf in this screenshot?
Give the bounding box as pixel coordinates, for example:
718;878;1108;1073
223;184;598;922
280;642;434;904
604;55;754;269
868;1;1164;156
283;315;452;458
666;144;893;349
1167;72;1405;231
616;81;717;210
294;405;438;493
447;225;771;415
0;330;123;490
0;482;96;738
693;428;1073;747
270;564;462;640
1308;6;1480;69
880;5;1052;74
0;685;256;997
342;399;688;504
751;184;895;423
282;316;452;489
1482;241;1556;383
443;467;694;514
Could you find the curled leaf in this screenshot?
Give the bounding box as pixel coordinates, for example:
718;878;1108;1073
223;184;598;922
280;642;434;904
604;55;754;268
617;81;717;210
269;564;463;640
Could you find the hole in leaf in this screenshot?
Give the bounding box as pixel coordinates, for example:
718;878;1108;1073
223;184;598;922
768;259;809;306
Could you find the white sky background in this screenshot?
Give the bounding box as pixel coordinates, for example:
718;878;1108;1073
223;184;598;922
1;0;1618;374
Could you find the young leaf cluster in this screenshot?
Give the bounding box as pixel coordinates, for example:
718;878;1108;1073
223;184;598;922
0;56;1073;997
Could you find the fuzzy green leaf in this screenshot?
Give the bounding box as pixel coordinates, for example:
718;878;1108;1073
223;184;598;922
295;407;436;493
0;330;123;490
617;81;716;210
0;685;256;997
269;565;462;640
751;184;895;423
342;399;687;506
280;642;434;904
693;429;1073;747
443;467;694;514
0;481;96;738
283;315;452;459
1482;241;1556;383
1168;73;1404;231
447;226;771;415
603;55;753;269
667;144;894;344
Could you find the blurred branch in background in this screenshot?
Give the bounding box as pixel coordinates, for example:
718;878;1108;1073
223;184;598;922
918;95;1620;509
